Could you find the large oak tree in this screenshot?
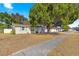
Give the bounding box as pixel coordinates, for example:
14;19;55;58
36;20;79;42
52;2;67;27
29;3;79;31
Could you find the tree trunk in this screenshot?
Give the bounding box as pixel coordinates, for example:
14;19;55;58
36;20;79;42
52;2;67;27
47;26;50;33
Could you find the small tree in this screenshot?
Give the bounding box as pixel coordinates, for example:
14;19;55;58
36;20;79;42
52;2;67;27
62;25;69;31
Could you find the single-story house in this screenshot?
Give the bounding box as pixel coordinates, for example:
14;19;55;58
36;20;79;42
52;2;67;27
4;28;12;33
32;25;63;33
12;24;31;34
4;24;31;34
68;19;79;32
50;26;63;32
32;25;46;33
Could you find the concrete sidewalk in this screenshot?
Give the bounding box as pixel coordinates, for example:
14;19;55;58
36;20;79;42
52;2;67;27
10;33;69;56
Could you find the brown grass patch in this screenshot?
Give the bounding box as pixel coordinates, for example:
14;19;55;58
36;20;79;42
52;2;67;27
0;32;62;56
48;32;79;56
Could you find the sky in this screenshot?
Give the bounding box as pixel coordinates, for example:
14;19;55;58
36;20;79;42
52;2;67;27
0;3;34;18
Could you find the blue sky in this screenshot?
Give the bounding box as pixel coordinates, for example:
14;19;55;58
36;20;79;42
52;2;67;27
0;3;34;18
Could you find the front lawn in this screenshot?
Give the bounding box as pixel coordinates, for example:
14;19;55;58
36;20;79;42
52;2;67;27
0;33;60;56
48;32;79;56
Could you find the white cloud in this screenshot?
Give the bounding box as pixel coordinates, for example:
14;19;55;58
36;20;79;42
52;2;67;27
3;3;13;9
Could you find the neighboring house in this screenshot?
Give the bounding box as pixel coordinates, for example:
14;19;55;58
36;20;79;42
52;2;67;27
50;26;63;32
56;26;63;32
4;24;31;34
50;28;57;32
33;25;63;33
4;28;12;33
33;25;46;33
68;19;79;32
12;24;31;34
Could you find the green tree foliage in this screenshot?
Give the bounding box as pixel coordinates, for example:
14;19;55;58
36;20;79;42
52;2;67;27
11;13;27;24
62;25;70;31
0;12;28;29
29;3;79;31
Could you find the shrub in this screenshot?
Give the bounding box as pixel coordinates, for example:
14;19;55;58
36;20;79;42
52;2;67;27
62;25;69;31
11;29;15;34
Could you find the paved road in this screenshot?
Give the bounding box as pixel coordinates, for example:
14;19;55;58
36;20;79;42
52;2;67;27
10;33;69;56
